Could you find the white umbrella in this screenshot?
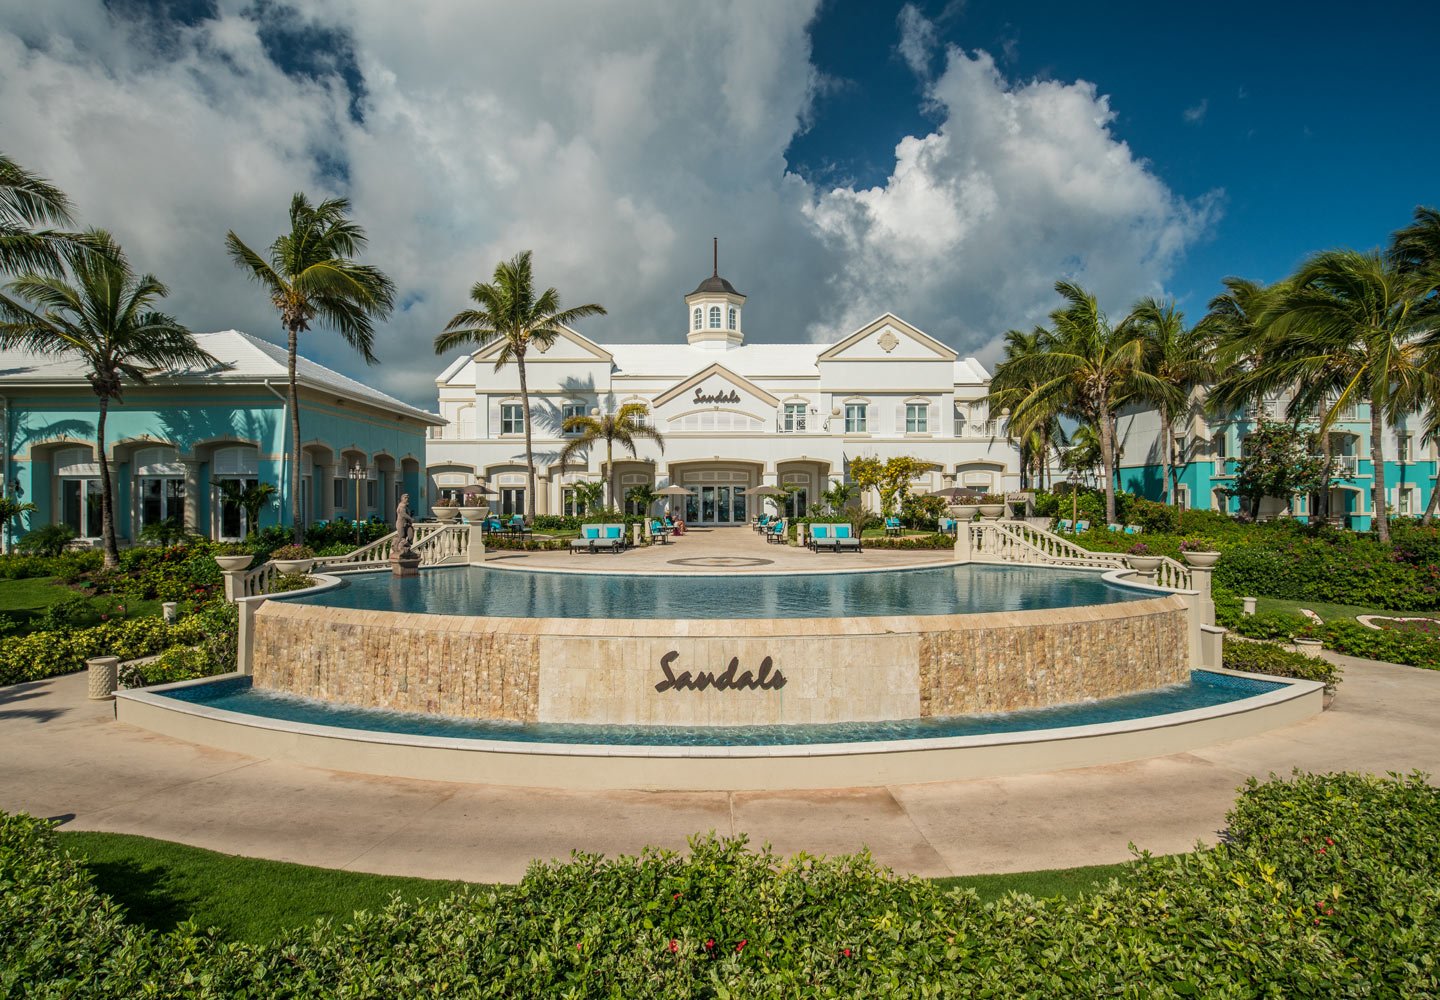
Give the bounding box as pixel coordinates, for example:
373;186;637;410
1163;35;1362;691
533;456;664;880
654;485;696;497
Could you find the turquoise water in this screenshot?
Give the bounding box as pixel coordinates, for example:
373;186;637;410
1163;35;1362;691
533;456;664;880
157;672;1282;748
289;564;1149;619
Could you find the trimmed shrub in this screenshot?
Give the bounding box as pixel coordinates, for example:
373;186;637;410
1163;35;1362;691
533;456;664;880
1227;611;1311;641
1319;620;1440;669
485;535;570;551
3;773;1438;996
1128;496;1180;534
0;613;214;687
1221;637;1340;692
862;533;954;550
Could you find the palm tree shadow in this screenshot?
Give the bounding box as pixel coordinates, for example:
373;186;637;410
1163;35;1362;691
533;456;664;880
78;857;199;935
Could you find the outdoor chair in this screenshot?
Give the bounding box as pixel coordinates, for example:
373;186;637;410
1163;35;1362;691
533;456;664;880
884;516;903;536
766;520;786;544
1107;522;1123;532
650;519;669;544
809;523;834;552
1056;518;1073;533
570;524;602;554
754;514;771;533
507;514;531;536
483;515;503;533
1123;524;1143;535
833;523;863;552
1075;520;1091;532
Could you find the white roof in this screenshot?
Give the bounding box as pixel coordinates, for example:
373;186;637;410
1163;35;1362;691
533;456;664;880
0;329;443;424
607;343;822;379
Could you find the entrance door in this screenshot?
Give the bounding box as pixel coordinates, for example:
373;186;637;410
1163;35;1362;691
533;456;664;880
693;485;746;524
62;479;103;538
499;488;526;517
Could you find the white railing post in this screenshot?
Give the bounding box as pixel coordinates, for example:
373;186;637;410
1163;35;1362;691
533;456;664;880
467;522;485;565
222;569;244;602
954;519;972;561
1188;563;1216;627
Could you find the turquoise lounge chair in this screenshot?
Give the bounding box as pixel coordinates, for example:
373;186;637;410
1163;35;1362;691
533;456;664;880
1075;520;1091;532
883;516;902;536
650;519;669;544
833;523;862;552
754;514;771;533
1107;522;1123;533
1123;524;1143;535
1056;518;1073;533
766;520;786;544
809;523;833;551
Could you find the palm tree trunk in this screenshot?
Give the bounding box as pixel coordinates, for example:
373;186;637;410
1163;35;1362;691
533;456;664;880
1160;413;1173;505
1422;472;1439;526
1098;412;1117;524
605;435;613;509
95;395;119;569
518;353;536;519
287;327;304;545
1370;401;1390;542
1317;433;1332;523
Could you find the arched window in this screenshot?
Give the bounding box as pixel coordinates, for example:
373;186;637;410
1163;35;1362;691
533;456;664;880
692;308;702;331
709;306;721;329
727;307;737;330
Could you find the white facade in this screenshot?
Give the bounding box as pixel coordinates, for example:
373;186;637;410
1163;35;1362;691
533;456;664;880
427;271;1019;522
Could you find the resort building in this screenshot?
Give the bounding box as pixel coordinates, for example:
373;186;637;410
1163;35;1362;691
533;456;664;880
1115;392;1439;528
0;331;443;549
427;263;1019;521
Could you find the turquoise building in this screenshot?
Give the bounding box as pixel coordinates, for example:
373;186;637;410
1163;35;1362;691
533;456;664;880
0;330;442;550
1115;395;1438;529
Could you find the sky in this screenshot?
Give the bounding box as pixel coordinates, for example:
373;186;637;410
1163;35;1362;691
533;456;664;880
1;0;1436;408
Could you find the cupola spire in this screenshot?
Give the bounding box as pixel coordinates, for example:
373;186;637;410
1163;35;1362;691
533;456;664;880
685;237;746;349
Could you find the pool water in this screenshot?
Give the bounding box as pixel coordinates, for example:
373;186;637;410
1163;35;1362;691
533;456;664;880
159;671;1283;748
290;564;1150;620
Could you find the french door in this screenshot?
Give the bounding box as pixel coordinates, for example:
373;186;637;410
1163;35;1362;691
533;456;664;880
687;485;747;525
61;479;103;538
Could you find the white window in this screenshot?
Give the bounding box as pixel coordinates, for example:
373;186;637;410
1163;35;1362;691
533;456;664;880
708;305;721;329
782;403;807;433
561;402;586;433
905;403;928;434
501;403;525;435
692;307;702;331
727;307;737;330
1399;488;1414;515
1214;432;1229;460
457;405;476;439
1398;433;1412;463
845;403;867;433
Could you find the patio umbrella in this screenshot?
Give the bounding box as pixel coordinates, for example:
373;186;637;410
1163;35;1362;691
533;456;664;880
653;485;695;497
742;485;787;497
928;487;968;499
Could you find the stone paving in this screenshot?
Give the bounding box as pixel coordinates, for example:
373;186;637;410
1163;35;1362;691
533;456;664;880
3;652;1438;883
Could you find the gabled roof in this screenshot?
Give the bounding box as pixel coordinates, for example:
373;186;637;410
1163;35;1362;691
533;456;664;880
816;313;958;362
651;362;781;408
0;330;444;425
468;324;613;365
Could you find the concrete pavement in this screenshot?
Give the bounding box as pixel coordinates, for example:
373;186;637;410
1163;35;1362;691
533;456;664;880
3;652;1438;882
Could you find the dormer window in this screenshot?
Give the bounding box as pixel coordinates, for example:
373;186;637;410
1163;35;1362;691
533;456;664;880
728;307;737;330
709;306;721;329
692;307;702;331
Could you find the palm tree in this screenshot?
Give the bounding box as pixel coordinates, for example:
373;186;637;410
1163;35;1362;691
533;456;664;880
625;482;660;519
0;232;214;566
435;251;606;517
1390;207;1440;524
1126;298;1215;505
0;153;78;281
213;479;278;539
1252;250;1436;542
226;194;395;544
985;326;1067;492
998;282;1161;523
557;403;664;508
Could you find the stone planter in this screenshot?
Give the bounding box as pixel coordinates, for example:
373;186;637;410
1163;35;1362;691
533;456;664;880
271;558;315;575
458;506;486;524
434;507;460;523
1181;550;1221;568
978;504;1005;520
86;656;119;700
213;554;254;572
1294;637;1324;658
1126;555;1163;575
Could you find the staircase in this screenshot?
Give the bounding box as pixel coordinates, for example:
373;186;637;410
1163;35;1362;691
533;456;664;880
969;520;1193;591
236;523;470;598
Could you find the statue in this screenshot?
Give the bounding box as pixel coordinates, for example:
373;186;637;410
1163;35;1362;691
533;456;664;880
391;493;420;577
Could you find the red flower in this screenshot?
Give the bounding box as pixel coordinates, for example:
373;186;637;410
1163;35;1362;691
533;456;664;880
575;943;582;951
672;892;680;901
1325;837;1334;846
1318;846;1326;854
736;939;747;952
704;939;714;951
668;939;678;953
842;948;852;958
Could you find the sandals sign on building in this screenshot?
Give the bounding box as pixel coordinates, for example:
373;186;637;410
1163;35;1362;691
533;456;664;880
692;386;742;405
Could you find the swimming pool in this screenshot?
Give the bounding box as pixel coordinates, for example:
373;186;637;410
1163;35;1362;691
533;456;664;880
289;563;1151;619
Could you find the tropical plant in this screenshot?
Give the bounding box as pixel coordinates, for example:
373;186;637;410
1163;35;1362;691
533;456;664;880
435;251;606;517
0;495;36;542
995;283;1161;523
1222;419;1336;521
848;455;931;518
1126;298;1214;504
226;194;394;544
1059;424;1104;486
212;480;277;539
819;479;857;515
136;517;187;547
984;325;1068;491
16;523;76;557
1234;250;1436;542
1389;207;1440;525
0;152;79;286
571;480;605;514
625;482;659;518
557;403;663;507
0;232;213;567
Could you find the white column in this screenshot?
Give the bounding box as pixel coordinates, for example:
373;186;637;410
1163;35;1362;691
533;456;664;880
182;461;201;533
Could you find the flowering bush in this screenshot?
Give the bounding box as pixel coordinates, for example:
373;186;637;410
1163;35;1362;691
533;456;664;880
1126;541;1151;556
268;544;315;561
2;772;1438;995
0;608;229;687
1178;537;1217;552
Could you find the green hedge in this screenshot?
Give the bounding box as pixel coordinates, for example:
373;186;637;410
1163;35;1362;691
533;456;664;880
1221;637;1340;692
1319;620;1440;669
0;613;216;687
4;772;1438;996
861;533;954;550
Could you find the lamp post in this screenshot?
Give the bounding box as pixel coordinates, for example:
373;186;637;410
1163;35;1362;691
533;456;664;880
348;463;367;546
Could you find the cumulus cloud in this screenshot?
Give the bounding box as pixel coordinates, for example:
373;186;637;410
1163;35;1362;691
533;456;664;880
896;4;939;78
0;0;1215;403
1183;98;1209;124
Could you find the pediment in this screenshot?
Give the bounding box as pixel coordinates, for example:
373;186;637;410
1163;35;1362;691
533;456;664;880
817;313;957;362
651;363;779;410
472;324;613;364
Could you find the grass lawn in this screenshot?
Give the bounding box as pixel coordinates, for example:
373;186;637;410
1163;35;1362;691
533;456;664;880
1253;596;1436;623
58;831;1134;945
0;575;162;632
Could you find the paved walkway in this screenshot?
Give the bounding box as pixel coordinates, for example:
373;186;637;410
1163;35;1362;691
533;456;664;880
486;523;957;573
3;653;1438;883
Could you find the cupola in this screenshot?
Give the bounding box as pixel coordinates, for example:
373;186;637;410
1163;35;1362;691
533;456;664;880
684;238;745;349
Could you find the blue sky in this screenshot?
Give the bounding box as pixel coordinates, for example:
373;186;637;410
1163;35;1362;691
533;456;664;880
793;0;1440;313
1;1;1436;405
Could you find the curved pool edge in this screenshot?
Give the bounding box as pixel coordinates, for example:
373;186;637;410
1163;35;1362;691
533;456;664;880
114;669;1323;791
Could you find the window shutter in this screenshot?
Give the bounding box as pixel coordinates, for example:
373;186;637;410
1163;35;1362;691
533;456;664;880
895;404;905;433
929;404;938;432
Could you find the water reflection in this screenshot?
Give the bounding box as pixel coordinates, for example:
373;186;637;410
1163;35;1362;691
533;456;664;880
294;564;1148;620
